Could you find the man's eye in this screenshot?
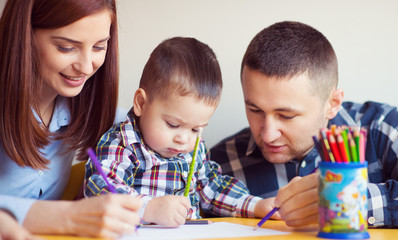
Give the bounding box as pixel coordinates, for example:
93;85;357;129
280;115;295;120
249;108;262;113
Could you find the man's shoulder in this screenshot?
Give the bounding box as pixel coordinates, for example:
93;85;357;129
211;127;252;150
339;101;397;125
341;101;396;113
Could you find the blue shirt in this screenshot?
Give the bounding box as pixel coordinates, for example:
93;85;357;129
0;96;127;224
0;97;74;224
210;101;398;227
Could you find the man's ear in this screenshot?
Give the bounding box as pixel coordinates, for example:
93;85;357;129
133;88;148;117
325;88;344;120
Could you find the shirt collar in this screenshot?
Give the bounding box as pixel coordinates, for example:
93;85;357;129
32;96;70;133
125;107;186;162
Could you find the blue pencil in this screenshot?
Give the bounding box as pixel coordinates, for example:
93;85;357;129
87;148;117;193
253;207;280;230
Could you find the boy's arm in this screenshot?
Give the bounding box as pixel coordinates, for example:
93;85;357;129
196;143;262;218
84;145;139;196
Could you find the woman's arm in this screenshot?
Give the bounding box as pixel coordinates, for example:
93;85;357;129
23;194;141;239
0;209;35;240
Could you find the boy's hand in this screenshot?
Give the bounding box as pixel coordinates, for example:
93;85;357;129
254;197;281;220
274;172;319;227
143;195;191;227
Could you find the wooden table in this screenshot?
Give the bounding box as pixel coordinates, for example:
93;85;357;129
40;217;397;240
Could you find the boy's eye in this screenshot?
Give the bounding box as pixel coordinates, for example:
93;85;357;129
192;128;199;133
166;122;178;128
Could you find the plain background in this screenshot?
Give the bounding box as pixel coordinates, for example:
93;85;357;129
2;0;398;148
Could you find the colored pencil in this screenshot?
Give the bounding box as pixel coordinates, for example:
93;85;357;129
336;135;349;163
87;148;117;193
253;207;280;231
349;137;359;163
184;128;203;197
185;220;214;225
328;134;343;163
340;128;352;162
320;129;335;163
359;131;365;163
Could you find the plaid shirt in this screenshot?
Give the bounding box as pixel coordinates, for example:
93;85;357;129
210;101;398;227
84;108;261;219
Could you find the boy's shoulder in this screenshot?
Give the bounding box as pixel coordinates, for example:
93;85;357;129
99;116;138;147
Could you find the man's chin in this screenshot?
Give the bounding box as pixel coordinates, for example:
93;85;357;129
261;152;293;164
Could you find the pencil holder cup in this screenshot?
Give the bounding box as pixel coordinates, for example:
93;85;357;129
317;161;370;239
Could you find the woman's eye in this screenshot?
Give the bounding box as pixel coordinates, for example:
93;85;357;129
93;46;107;52
57;46;74;53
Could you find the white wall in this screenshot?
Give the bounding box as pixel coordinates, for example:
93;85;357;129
117;0;398;147
2;0;398;148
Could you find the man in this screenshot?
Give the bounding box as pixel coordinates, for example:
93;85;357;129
210;21;398;227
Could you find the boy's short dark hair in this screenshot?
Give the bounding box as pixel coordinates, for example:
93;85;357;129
139;37;222;106
241;21;338;102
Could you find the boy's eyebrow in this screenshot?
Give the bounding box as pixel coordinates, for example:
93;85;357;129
166;115;209;128
51;36;110;44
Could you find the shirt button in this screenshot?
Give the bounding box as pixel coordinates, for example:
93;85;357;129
38;170;43;176
301;161;306;168
368;216;376;225
183;172;188;178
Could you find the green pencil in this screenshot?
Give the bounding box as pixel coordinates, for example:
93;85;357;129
184;128;203;197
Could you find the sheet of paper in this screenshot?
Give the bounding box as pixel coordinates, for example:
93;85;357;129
120;222;290;240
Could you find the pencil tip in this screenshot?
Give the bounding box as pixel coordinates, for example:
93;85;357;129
253;226;259;231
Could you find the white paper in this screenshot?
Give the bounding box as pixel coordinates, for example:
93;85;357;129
120;222;290;240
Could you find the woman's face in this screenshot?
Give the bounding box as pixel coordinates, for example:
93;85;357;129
34;9;112;100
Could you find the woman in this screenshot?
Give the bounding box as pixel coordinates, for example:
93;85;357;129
0;0;141;238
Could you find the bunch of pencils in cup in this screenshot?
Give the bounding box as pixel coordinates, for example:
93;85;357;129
313;125;367;163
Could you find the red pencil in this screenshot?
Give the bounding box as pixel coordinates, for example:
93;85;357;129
337;135;350;163
328;134;342;163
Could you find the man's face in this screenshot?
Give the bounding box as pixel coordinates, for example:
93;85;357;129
241;66;330;164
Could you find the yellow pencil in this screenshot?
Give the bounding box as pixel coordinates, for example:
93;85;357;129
184;128;203;197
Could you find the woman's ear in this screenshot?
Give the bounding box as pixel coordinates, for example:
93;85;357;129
133;88;147;117
325;88;344;119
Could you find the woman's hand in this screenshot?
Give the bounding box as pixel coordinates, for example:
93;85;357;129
24;194;142;239
0;210;36;240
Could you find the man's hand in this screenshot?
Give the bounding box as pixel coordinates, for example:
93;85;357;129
253;197;281;220
274;172;319;227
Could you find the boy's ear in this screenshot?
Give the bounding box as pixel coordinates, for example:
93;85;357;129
133;88;147;117
325;88;344;119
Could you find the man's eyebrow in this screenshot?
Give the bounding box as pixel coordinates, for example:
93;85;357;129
51;36;110;44
245;100;301;113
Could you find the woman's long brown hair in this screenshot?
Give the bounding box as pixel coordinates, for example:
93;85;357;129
0;0;119;169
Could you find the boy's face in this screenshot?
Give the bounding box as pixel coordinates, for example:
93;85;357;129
134;92;217;158
241;66;338;164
